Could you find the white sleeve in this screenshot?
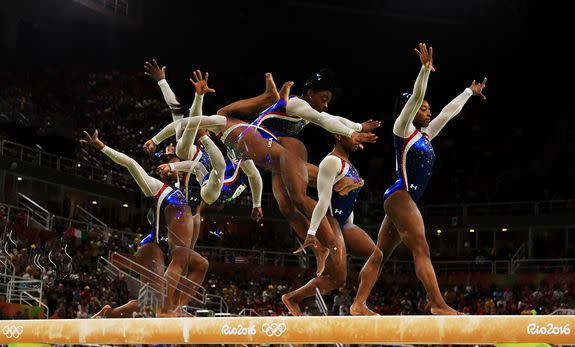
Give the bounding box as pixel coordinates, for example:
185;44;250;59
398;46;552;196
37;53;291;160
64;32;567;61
152;116;227;146
169;160;199;172
333;116;363;132
392;65;432;138
189;93;204;117
423;88;473;140
157;79;186;141
157;79;183;117
286;98;356;137
239;160;262;208
307;156;341;236
152;118;188;145
175;113;201;160
199;135;226;174
101;146;163;197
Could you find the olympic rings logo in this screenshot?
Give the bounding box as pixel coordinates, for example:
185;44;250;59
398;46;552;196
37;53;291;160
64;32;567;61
2;325;24;339
261;322;287;337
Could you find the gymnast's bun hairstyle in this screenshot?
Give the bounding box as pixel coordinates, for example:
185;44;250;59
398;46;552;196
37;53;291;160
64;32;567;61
303;68;336;94
393;92;412;118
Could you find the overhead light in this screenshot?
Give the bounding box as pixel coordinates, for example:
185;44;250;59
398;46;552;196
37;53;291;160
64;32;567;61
469;229;475;233
122;203;128;208
436;229;442;235
77;163;81;167
92;201;97;205
501;228;508;232
17;177;23;181
260;223;264;227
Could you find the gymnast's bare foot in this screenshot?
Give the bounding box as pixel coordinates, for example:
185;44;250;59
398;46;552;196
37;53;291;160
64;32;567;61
91;305;111;319
279;81;294;102
155;309;180;317
281;293;302;316
350;302;379;316
430;304;461;315
293;234;328;277
264;73;280;103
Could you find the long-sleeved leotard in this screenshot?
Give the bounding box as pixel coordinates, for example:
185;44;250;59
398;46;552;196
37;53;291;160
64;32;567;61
151;103;262;207
384;65;474;202
307;155;363;236
168;155;263;208
157;79;204;141
155;80;230;205
230;96;363;142
100;145;186;246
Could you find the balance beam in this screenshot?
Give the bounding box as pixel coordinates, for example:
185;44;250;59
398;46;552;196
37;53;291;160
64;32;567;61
1;315;573;344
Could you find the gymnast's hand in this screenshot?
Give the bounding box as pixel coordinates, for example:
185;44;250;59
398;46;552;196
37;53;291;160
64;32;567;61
361;119;381;133
251;207;263;222
469;77;488;100
157;164;172;175
80;130;105;150
334;177;365;196
143;139;157;155
415;42;435;72
143;59;166;82
190;69;216;95
351;132;378;145
293;234;322;255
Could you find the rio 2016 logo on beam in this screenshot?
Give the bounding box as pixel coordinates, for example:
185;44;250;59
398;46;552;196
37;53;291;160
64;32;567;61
220;324;256;336
527;323;571;335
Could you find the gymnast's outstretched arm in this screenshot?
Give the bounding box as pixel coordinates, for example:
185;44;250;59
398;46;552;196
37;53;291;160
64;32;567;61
306;155;341;236
239;160;263;208
144;116;227;154
393;43;434;138
286;97;360;137
80;130;163;197
424;78;487;140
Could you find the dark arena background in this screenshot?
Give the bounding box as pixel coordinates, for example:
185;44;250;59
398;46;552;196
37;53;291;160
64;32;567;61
0;0;574;346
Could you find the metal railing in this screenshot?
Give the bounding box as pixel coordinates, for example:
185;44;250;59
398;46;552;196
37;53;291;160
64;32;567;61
17;193;50;230
75;205;109;232
6;277;43;306
95;0;129;16
315;287;329;316
510;243;526;274
513;258;575;273
50;215;138;241
1;139;133;188
204;293;229;314
0;255;15;278
197;245;516;274
551;309;575;315
261;250;306;267
98;255;166;304
18;290;49;319
107;251;207;309
138;283;163;313
0;202;30;226
238;308;260;316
